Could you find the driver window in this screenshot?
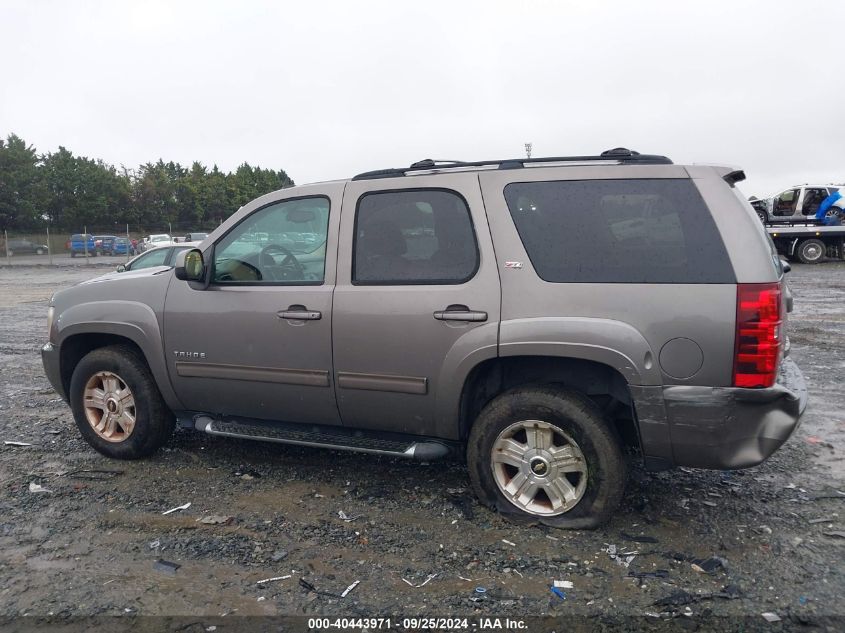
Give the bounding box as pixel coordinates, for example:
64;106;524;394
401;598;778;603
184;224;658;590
213;197;330;284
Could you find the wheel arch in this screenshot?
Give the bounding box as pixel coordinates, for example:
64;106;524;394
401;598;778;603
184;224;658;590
57;317;183;411
455;355;642;454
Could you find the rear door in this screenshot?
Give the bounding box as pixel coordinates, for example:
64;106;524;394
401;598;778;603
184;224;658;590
332;174;500;439
800;188;829;217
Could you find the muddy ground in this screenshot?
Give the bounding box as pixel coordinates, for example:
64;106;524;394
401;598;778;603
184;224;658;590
0;263;843;631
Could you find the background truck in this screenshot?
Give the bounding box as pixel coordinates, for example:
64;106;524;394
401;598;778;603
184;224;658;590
748;185;845;263
69;233;97;257
766;223;845;264
751;184;844;224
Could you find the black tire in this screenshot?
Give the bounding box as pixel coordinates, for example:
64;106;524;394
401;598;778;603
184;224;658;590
467;386;625;529
71;251;76;258
756;210;767;224
796;238;825;264
69;345;175;459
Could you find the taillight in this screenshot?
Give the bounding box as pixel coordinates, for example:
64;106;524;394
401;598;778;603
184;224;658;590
733;282;783;388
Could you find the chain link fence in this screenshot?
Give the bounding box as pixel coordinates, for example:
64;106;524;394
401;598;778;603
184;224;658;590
1;221;220;267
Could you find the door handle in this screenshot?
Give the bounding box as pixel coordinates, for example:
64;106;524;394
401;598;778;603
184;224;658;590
277;305;322;320
433;304;488;322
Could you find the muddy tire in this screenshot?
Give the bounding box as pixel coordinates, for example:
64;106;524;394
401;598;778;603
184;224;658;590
796;238;825;264
467;386;625;529
70;345;175;459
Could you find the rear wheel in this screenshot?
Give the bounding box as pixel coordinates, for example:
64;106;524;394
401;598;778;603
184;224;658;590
756;210;767;224
825;207;844;223
70;345;175;459
796;238;826;264
467;386;625;529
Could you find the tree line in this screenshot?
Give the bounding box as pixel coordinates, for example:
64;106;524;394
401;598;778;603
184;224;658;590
0;133;294;232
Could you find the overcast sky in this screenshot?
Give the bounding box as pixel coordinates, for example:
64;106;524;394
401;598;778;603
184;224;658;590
2;0;844;198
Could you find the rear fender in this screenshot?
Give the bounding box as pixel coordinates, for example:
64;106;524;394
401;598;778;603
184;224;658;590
499;317;659;385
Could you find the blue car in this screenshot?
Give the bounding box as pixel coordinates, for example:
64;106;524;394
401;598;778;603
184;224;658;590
111;237;135;255
69;234;97;257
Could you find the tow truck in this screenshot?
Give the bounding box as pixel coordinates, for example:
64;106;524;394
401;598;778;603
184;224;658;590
766;222;845;264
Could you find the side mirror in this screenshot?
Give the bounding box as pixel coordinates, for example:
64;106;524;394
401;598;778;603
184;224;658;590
780;259;791;273
116;264;126;273
174;249;205;282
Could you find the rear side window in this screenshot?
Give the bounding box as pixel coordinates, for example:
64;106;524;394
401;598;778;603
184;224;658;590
503;179;735;283
353;189;479;284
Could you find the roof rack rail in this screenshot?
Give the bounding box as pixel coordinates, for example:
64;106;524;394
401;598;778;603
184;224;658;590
352;148;672;181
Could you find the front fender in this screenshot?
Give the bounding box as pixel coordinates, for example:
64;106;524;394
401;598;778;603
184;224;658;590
55;300;184;411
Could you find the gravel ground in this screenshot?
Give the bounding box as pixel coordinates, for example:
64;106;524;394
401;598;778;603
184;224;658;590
0;263;843;631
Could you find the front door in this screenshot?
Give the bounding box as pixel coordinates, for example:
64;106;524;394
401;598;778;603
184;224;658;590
332;174;501;439
163;184;344;426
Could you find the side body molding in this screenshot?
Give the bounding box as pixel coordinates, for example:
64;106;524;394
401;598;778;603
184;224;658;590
55;300;184;411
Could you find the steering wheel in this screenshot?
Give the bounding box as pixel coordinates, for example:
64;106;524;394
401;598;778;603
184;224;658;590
260;244;305;279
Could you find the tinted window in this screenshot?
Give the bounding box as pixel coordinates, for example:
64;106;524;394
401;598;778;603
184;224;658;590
353;189;478;284
504;179;735;283
213;197;330;284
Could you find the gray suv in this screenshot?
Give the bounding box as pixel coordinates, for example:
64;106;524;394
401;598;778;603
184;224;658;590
42;148;807;528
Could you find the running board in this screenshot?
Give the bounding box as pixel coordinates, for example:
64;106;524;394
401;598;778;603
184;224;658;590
194;416;450;460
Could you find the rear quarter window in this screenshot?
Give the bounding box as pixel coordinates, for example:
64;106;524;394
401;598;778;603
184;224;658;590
503;178;735;283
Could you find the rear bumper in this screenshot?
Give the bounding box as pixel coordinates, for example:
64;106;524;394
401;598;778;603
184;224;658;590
632;357;808;470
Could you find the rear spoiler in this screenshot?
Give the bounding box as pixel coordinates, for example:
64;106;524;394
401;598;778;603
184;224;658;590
706;165;746;187
722;169;746;186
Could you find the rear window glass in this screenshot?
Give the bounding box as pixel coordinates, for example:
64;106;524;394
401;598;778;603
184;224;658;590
503;179;735;283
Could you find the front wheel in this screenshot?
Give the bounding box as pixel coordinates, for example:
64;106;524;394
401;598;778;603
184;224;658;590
756;210;767;224
70;345;175;459
467;386;625;529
